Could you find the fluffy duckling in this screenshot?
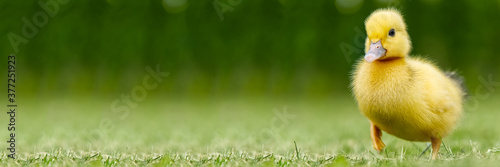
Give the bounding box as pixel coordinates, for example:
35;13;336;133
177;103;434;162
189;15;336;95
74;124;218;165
351;8;466;159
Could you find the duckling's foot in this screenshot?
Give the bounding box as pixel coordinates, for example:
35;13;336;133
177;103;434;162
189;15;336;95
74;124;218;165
370;122;385;153
431;137;442;160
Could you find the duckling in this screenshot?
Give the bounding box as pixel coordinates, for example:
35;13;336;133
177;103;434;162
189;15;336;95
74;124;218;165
351;8;466;159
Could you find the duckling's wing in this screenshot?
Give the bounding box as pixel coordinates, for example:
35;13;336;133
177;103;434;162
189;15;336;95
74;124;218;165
444;71;468;99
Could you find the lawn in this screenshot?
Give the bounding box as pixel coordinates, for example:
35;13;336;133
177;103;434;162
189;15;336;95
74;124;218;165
1;95;500;166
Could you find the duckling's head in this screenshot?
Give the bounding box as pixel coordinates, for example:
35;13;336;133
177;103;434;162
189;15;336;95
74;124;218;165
364;8;411;63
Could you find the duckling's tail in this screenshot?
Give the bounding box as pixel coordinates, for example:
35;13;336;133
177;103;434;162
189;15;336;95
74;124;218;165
444;71;468;99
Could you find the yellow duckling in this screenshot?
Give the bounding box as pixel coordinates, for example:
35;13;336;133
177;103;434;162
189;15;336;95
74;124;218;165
351;8;466;159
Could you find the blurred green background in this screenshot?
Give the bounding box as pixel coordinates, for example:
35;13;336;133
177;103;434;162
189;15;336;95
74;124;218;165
1;0;499;99
1;1;500;164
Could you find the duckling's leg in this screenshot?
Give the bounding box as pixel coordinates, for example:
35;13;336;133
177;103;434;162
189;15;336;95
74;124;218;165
418;142;432;158
370;121;385;153
431;137;441;159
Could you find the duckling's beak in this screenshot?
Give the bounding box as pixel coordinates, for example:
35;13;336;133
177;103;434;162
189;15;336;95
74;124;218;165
364;40;386;63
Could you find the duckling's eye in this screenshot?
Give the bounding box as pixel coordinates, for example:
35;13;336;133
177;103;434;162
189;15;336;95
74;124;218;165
388;29;395;37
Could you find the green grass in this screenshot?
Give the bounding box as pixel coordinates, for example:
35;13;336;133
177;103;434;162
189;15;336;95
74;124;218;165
2;95;500;166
